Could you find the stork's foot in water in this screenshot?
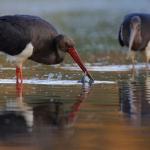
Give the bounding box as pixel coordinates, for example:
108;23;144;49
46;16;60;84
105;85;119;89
16;65;23;84
16;82;23;97
16;66;23;97
78;74;94;90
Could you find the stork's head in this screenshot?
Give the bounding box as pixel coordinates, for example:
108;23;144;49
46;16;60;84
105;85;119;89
54;34;93;81
130;16;141;30
54;34;75;52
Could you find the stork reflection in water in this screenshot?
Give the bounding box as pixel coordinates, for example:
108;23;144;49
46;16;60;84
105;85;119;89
119;71;150;126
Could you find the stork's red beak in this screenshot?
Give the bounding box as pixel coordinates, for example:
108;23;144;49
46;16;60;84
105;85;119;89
68;47;94;81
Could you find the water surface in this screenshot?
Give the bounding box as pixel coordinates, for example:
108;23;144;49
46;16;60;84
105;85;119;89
0;65;150;150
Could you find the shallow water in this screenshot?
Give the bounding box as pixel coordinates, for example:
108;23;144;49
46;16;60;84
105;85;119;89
0;65;150;150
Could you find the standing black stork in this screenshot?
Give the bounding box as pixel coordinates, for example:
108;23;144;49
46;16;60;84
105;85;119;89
0;15;93;84
118;13;150;69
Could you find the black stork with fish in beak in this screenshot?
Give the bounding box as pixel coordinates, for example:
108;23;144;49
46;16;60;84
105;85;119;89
0;15;93;84
118;13;150;69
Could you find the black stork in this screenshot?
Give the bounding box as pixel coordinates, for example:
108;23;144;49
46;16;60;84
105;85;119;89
0;15;93;83
118;13;150;68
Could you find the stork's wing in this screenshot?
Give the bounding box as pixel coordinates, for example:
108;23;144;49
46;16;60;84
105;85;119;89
0;20;30;55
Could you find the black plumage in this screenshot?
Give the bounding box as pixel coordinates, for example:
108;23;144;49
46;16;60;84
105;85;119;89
0;15;64;64
0;15;93;83
118;13;150;67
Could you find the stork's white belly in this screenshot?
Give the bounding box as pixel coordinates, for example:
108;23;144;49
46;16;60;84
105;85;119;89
0;42;34;67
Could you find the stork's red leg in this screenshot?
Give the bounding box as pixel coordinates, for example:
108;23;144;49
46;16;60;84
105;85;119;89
19;65;23;83
16;80;23;97
16;65;23;84
16;65;23;97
